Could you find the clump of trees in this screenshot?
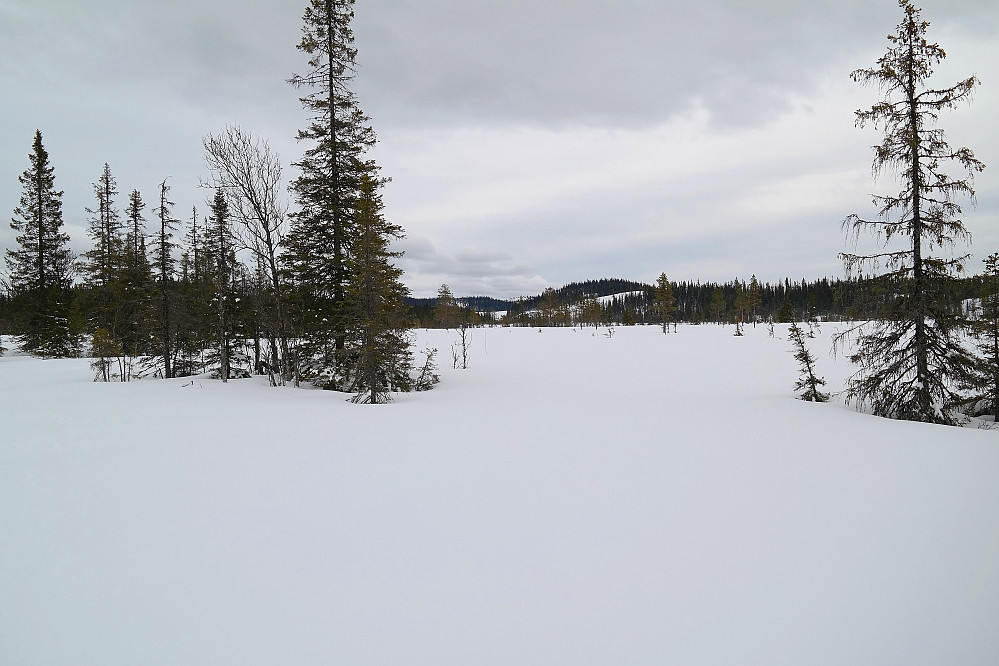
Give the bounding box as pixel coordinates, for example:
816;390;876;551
2;0;432;403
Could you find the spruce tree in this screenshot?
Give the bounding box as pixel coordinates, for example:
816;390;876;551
152;179;180;378
6;130;76;356
125;189;147;264
119;189;156;365
286;0;377;376
82;163;122;289
344;175;413;403
204;189;240;381
836;0;984;424
81;163;126;344
653;273;677;334
174;205;212;376
747;275;762;327
789;323;829;402
433;284;459;329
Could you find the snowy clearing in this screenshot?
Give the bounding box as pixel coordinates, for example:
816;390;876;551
2;324;998;665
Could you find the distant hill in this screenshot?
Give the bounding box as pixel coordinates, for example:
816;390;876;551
552;278;652;302
404;278;653;314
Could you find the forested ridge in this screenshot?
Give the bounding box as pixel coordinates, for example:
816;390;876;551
406;274;981;328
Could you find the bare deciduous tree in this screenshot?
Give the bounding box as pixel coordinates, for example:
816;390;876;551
203;126;291;385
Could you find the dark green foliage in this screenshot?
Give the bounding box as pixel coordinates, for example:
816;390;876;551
653;273;676;333
6;131;75;356
7;131;73;294
81;163;123;290
836;0;983;425
732;279;749;328
746;275;762;326
433;284;460;329
152;179;180;378
117;189;157;362
343;176;413;403
286;0;377;361
578;295;603;329
789;323;829;402
89;327;123;382
776;287;794;323
79;164;131;357
18;288;81;358
205;189;238;381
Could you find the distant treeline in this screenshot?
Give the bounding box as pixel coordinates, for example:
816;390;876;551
405;276;982;328
0;274;981;341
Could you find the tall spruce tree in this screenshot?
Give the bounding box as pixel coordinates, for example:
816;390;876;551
285;0;377;383
836;0;984;424
152;179;180;378
205;189;238;381
344;175;413;403
119;189;156;364
174;205;212;376
6;130;76;356
82;163;122;289
81;163;126;344
125;189;147;263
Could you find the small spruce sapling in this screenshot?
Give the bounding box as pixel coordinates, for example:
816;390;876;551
806;304;820;338
414;347;441;391
789;323;829;402
457;320;470;369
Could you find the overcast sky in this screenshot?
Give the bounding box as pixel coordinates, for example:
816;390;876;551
2;0;997;298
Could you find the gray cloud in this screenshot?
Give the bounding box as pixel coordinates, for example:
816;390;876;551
1;0;997;299
395;235;548;297
351;0;998;129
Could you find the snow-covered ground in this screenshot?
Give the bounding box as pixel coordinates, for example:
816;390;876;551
2;324;997;665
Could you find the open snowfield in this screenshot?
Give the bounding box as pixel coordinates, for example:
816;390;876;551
2;324;998;665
